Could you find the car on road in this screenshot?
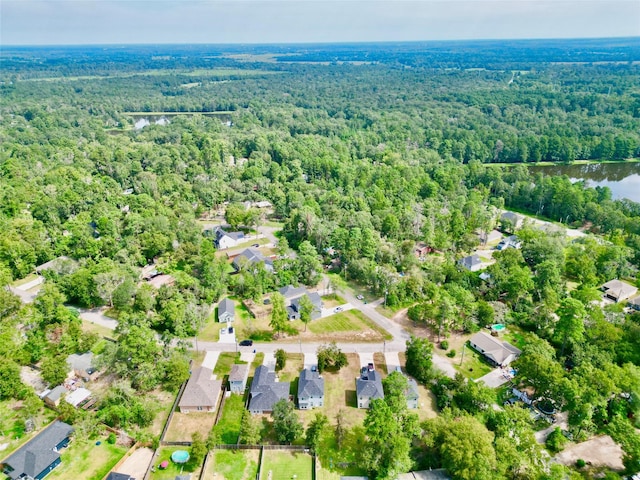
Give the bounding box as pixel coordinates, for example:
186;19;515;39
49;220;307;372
356;294;364;300
334;306;343;313
239;339;253;347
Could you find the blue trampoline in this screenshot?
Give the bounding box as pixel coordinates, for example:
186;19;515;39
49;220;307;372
171;450;190;464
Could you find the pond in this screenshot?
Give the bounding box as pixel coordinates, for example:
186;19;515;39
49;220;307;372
528;161;640;203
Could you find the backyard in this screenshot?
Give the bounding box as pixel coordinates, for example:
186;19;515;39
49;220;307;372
213;393;246;444
46;437;127;480
149;446;201;480
164;412;217;442
204;448;260;480
260;451;313;480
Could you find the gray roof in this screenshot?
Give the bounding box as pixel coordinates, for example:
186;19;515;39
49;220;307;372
218;298;235;318
178;367;222;409
278;285;308;299
3;421;73;480
233;248;273;270
406;378;419;401
67;352;94;373
35;256;78;275
356;370;384;400
459;254;482;269
629;295;640;307
290;292;323;312
298;369;324;398
249;365;290;412
397;470;451;480
107;473;135;480
501;211;522;223
602;279;638;300
175;475;191;480
45;385;67;402
469;332;521;365
229;364;249;382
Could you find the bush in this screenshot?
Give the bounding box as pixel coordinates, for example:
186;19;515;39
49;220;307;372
440;340;449;350
275;349;287;371
575;459;586;468
545;427;568;453
446;349;456;358
107;432;117;444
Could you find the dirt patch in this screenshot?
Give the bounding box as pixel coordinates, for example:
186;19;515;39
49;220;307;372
164;412;217;442
113;447;154;479
554;435;624;471
20;366;47;393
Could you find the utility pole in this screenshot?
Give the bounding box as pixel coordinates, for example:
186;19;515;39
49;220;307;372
460;343;466;366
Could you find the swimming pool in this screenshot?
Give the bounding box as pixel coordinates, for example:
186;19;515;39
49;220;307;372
171;450;190;464
491;324;506;332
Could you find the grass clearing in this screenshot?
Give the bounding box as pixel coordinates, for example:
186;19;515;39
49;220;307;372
320;293;346;308
205;448;260;480
260;451;313;480
277;353;304;385
164;412;217;442
306;310;391;342
453;343;494;380
46;438;127;480
214;352;243;377
81;319;116;339
11;273;39;287
213;393;246;444
149;446;201;480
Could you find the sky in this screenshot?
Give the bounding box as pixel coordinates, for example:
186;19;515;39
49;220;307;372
1;0;639;46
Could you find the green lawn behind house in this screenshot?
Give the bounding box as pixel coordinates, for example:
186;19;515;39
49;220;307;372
212;393;246;444
46;438;127;480
208;449;260;480
260;451;313;480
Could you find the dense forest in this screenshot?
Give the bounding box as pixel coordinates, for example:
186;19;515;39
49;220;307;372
1;39;640;480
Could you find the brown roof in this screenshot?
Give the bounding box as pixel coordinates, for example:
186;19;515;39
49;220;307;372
178;367;221;409
229;364;249;382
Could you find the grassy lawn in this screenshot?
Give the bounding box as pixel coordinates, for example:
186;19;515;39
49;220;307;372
149;446;201;480
260;451;313;480
502;329;527;350
144;389;177;437
46;438;127;480
213;394;246;444
277;353;304;386
234;237;270;249
214;352;243;377
306;310;391;342
81;319;116;339
199;316;225;342
320;293;346;308
205;449;260;480
164;412;217;442
11;273;39;287
453;343;494;380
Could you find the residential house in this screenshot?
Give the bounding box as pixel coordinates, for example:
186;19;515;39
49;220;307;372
35;256;78;276
67;352;98;381
397;470;451;480
405;378;419;409
628;295;640;311
106;473;136;480
248;365;290;414
232;248;274;272
297;369;324;410
214;227;245;250
217;298;235;323
469;332;522;367
43;385;67;408
228;364;250;393
278;285;323;320
1;421;73;480
459;254;483;272
601;279;638;303
500;211;523;230
414;242;433;260
496;235;521;251
175;475;191;480
356;367;384;409
178;367;222;413
64;388;91;408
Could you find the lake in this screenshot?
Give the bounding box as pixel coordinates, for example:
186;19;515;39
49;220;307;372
528;162;640;203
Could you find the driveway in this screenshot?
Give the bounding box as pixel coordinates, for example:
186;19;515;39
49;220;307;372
321;303;353;318
476;368;511;388
358;352;375;369
78;307;118;330
303;353;317;369
201;351;220;370
384;352;401;374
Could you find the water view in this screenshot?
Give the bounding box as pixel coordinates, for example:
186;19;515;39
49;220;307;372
529;162;640;203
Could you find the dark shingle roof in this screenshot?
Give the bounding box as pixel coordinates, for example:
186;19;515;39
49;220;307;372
298;369;324;398
218;298;235;318
459;254;482;269
249;365;290;412
356;370;384;400
229;364;249;382
107;473;136;480
3;421;73;480
233;248;273;270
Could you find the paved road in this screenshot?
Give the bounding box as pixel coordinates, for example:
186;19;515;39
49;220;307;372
78;307;118;331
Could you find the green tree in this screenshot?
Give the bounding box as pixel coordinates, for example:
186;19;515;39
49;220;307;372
269;292;288;338
0;361;25;400
275;349;287;371
554;297;586;357
317;342;348;373
272;399;303;444
190;431;208;466
225;204;246;231
40;354;70;386
305;412;328;453
296;241;323;286
405;335;435;384
239;410;261;445
298;294;314;332
161;352;190;391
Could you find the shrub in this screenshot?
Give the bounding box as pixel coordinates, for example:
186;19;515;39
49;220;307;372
545;427;567;453
107;432;117;444
575;459;586;468
440;340;449;350
446;350;456;358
